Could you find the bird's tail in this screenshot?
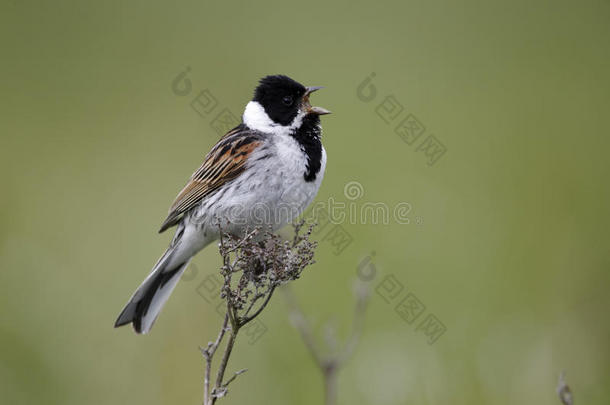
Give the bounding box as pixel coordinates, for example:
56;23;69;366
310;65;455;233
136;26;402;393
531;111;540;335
114;247;191;334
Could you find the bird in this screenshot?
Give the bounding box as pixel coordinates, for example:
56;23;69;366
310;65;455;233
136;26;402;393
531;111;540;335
114;75;331;334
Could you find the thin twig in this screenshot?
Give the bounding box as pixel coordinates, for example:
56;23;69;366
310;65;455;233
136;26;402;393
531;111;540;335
323;367;338;405
201;223;317;404
338;285;369;365
241;285;276;325
284;286;325;367
223;368;248;388
557;371;573;405
243;293;263;317
202;313;229;405
211;328;238;404
283;281;369;405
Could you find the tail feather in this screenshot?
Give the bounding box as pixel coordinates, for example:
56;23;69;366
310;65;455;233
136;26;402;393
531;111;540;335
115;251;190;334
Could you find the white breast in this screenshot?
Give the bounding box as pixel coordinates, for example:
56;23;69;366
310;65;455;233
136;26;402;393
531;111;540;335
194;132;326;237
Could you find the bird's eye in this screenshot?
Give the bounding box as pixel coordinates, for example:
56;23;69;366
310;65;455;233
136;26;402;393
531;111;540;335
282;95;293;106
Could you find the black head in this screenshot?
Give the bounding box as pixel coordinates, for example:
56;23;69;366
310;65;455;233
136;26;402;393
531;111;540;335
253;75;306;126
252;75;330;126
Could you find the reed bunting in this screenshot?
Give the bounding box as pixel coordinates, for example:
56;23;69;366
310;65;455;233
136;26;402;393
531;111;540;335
115;75;330;334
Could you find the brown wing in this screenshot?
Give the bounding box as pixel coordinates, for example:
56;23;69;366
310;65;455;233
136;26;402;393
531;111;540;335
158;125;264;233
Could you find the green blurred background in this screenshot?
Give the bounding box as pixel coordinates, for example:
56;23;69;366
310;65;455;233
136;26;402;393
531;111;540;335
1;0;609;404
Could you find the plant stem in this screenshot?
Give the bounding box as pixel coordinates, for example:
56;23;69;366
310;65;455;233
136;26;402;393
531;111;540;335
211;327;239;405
323;366;338;405
203;313;229;405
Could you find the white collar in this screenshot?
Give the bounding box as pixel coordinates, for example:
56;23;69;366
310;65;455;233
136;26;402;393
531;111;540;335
242;101;305;135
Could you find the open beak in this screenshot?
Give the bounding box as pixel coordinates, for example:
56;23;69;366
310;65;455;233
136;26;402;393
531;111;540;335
303;86;331;115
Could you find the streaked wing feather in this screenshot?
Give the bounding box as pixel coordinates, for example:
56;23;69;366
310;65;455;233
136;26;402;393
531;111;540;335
159;126;263;232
